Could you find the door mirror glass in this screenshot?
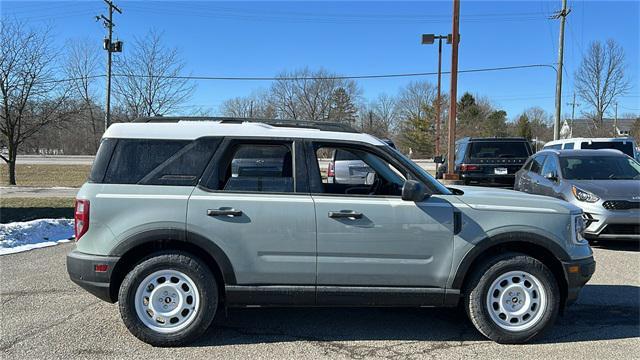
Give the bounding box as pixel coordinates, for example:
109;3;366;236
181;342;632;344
544;172;558;182
401;180;427;202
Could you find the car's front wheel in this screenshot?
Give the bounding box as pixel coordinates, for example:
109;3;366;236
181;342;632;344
118;252;218;346
463;253;560;343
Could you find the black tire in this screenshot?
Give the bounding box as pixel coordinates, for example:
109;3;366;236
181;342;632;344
463;252;560;344
118;252;218;347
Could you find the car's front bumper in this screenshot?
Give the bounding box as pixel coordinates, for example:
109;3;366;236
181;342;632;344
562;256;596;305
67;250;120;303
582;208;640;241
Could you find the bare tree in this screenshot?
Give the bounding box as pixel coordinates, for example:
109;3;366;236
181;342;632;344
113;30;195;119
360;93;399;137
64;38;103;151
0;20;70;184
574;39;631;127
269;68;359;121
524;106;553;142
220;90;276;118
396;81;436;122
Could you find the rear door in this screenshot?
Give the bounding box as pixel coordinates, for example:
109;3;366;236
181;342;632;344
187;138;317;285
518;154;546;193
527;154;548;194
308;142;454;289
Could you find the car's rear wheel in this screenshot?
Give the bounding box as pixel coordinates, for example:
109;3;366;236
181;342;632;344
118;252;218;346
463;253;560;343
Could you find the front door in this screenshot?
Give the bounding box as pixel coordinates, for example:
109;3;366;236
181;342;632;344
187;139;316;285
309;143;454;289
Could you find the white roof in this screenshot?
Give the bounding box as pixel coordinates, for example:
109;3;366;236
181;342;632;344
545;137;636;145
103;120;385;145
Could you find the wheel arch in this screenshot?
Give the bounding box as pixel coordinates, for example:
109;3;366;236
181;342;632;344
108;229;236;303
451;232;569;309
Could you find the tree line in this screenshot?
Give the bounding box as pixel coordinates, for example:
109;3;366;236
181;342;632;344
1;19;637;185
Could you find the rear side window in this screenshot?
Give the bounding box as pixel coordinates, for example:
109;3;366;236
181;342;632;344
89;138;117;182
222;144;294;193
468;141;530;159
563;143;574;149
580;141;634;157
100;138;219;185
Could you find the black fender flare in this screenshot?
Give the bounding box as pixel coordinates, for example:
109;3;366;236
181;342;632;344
450;231;571;290
110;228;237;285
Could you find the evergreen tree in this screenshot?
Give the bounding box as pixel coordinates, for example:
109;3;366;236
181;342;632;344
483;110;508;137
515;114;533;140
398;105;434;157
329;87;357;124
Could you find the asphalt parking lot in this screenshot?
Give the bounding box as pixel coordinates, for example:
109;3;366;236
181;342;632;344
1;242;638;360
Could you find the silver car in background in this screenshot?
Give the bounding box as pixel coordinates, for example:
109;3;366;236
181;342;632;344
327;148;374;185
515;149;640;241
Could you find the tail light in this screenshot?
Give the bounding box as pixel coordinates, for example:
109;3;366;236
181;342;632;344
74;199;90;241
327;162;335;177
460;164;480;172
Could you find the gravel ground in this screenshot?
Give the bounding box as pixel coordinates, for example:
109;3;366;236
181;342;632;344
1;242;638;360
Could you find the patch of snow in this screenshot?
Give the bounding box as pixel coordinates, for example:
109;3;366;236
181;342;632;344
0;219;74;255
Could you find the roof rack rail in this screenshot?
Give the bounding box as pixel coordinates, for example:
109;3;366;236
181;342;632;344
133;116;359;133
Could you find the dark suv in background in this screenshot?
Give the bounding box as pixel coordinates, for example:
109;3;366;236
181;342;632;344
436;137;533;186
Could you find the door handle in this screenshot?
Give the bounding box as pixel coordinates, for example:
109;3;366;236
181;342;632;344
208;208;243;217
328;210;363;219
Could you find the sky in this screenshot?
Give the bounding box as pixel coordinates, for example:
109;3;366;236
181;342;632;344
2;0;639;120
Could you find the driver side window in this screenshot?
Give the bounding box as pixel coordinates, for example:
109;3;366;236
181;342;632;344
315;145;406;196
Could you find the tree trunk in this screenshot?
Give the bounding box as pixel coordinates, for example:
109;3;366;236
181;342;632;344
7;159;16;185
7;142;17;185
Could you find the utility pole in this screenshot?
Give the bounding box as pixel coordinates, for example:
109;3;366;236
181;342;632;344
421;34;451;157
614;102;618;135
97;0;122;132
445;0;460;181
551;0;570;140
566;92;579;138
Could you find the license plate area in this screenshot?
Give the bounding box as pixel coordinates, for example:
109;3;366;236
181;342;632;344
494;167;508;175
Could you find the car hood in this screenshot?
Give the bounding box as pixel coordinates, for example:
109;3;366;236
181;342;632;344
450;185;581;215
568;180;640;199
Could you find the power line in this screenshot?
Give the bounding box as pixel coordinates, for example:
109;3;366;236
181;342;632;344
39;63;558;84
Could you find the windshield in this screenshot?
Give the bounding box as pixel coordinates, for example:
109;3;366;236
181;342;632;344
580;141;634;157
559;156;640;180
468;141;531;158
384;146;452;195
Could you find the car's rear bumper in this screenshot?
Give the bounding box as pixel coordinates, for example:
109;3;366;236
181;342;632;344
562;256;596;306
460;173;515;185
67;250;119;303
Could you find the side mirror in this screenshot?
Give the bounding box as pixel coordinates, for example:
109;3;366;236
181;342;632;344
434;155;444;164
544;172;558;182
402;180;427;202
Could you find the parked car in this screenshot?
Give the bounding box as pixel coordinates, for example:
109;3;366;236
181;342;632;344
327;139;395;185
327;148;373;185
515;149;640;241
543;137;638;161
436;137;533;186
67;117;594;346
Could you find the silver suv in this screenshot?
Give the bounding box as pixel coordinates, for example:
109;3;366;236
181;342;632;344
67;117;595;346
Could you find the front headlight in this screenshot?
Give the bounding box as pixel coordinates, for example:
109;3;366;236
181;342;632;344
571;185;600;202
573;215;588;245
